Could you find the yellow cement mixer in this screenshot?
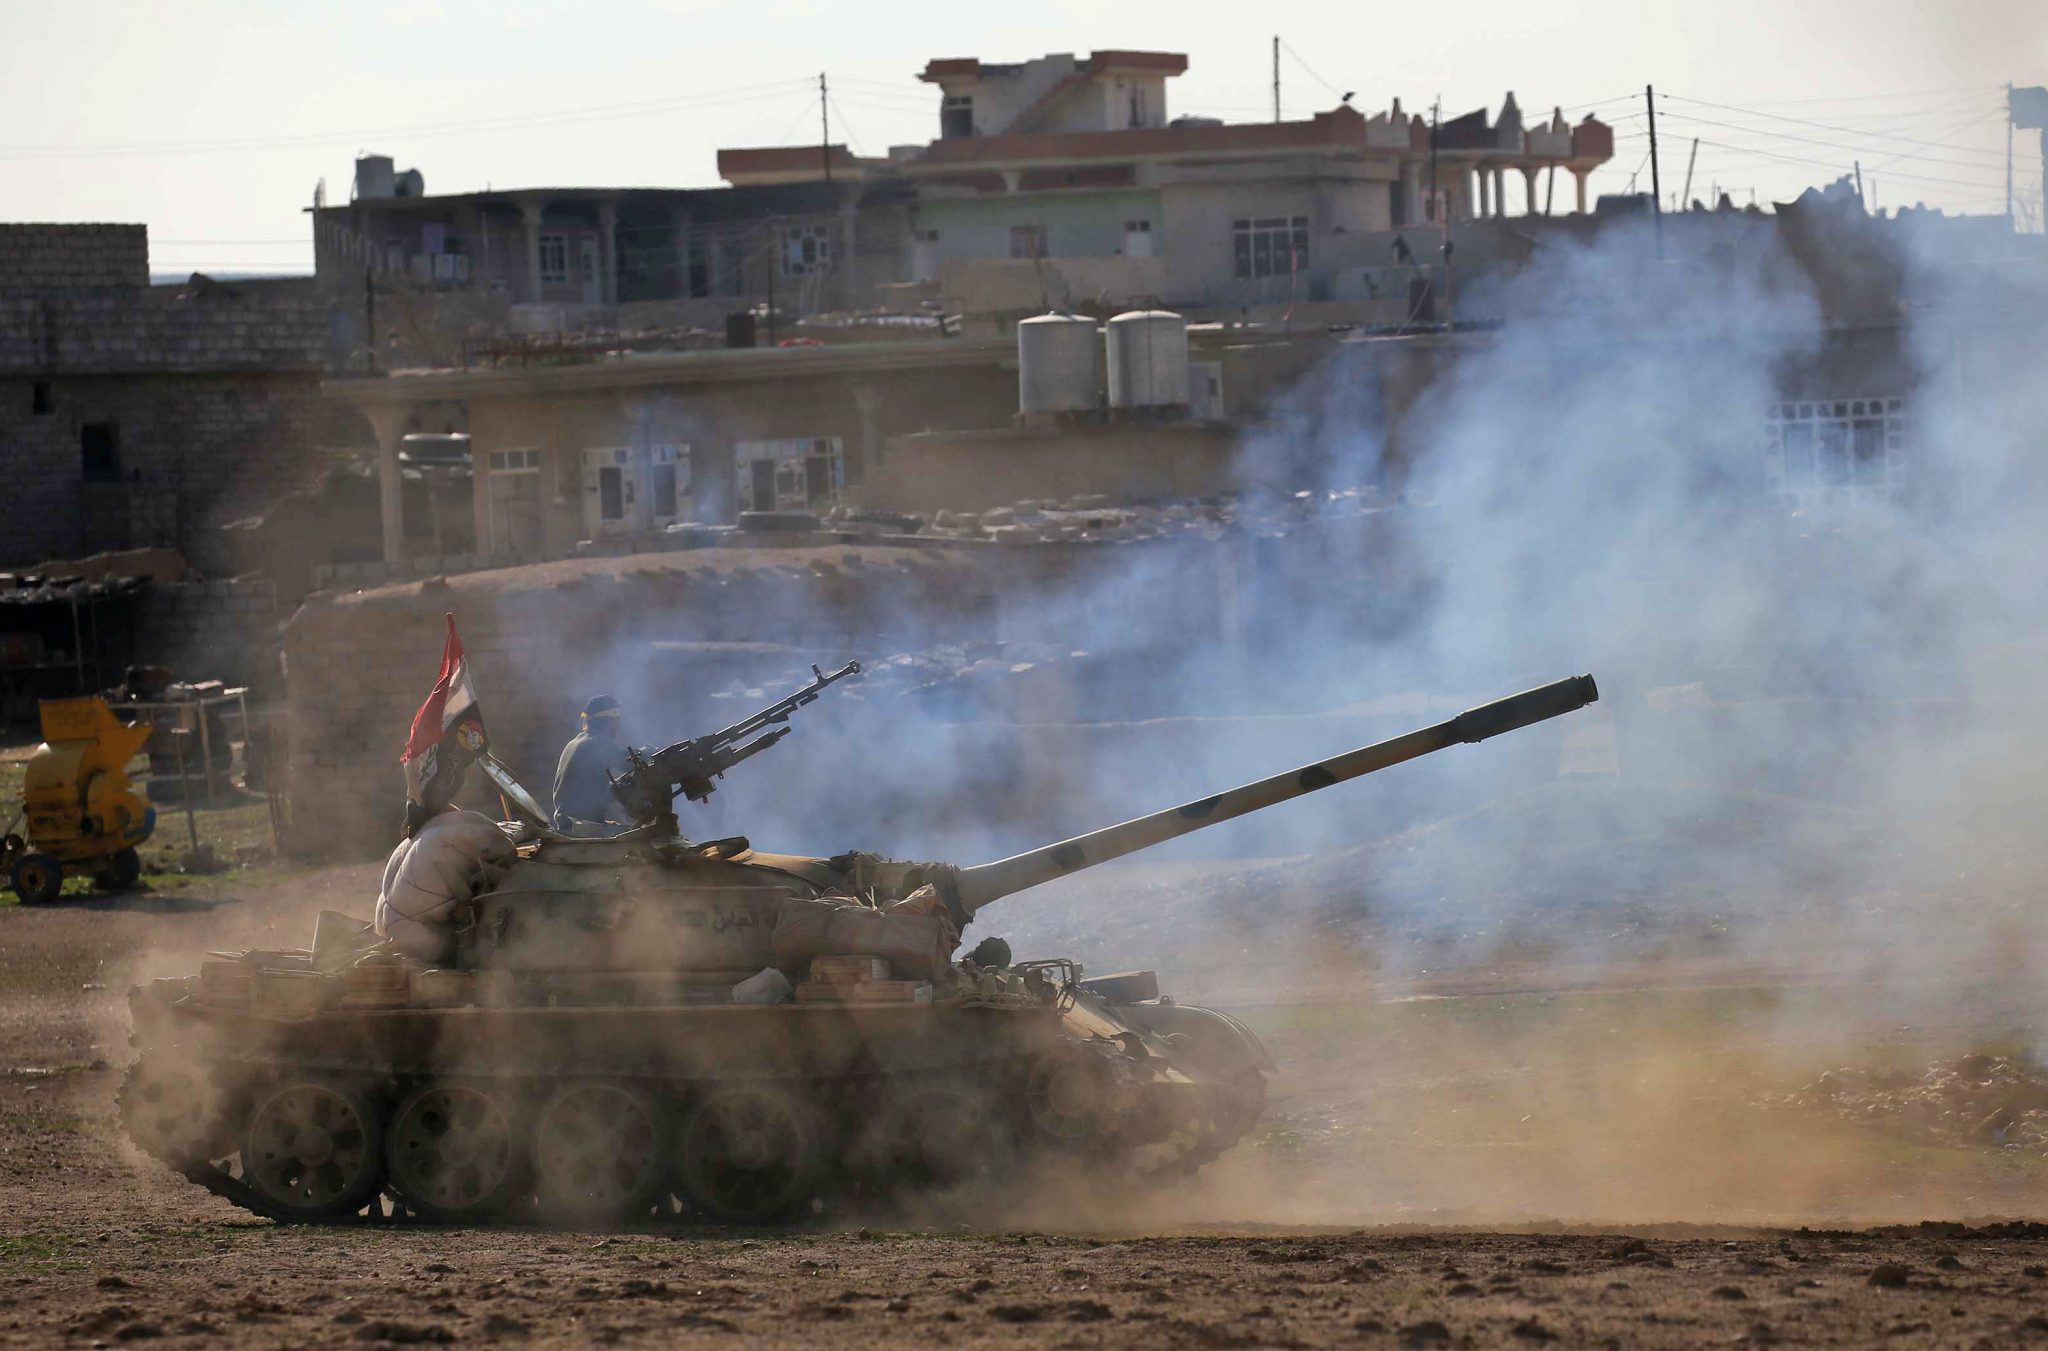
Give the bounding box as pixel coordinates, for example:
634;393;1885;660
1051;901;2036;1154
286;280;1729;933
2;697;155;904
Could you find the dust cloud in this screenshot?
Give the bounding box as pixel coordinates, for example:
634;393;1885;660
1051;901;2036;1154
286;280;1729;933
489;193;2048;1229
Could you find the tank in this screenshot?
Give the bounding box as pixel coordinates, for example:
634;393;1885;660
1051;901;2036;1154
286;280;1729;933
120;669;1598;1225
1105;308;1190;413
1017;311;1102;416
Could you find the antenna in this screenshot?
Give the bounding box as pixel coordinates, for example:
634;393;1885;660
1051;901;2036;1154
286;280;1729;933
1272;37;1280;122
820;73;831;183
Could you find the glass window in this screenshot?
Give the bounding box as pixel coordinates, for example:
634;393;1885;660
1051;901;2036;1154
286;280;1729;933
780;223;833;277
538;233;568;283
1764;397;1906;515
1232;216;1310;279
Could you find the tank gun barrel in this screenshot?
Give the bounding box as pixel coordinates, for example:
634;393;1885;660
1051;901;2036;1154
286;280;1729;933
953;674;1599;915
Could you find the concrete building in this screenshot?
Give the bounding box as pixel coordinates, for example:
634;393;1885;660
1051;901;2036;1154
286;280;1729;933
0;224;335;571
312;157;916;357
719;49;1614;318
322;322;1341;570
308;49;1611;357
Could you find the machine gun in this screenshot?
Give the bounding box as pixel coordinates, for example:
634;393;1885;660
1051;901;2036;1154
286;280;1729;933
611;661;861;822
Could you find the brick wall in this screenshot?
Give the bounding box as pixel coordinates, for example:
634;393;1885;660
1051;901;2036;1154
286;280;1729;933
0;224;149;292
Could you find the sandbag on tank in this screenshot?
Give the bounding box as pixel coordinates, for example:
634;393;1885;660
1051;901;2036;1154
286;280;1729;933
375;810;517;963
772;895;957;982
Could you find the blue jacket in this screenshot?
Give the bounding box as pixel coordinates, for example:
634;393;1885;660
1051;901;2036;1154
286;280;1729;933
551;730;633;831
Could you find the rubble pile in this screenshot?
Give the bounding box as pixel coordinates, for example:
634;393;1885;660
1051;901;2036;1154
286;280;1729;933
1780;1054;2048;1151
858;485;1396;545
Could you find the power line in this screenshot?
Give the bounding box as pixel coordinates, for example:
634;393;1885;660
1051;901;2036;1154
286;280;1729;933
1653;108;2008;183
1278;38;1346;102
1662;91;2010;165
825;91;867;157
0;79;817;161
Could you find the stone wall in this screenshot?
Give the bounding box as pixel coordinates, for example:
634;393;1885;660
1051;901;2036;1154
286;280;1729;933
0;224;149;292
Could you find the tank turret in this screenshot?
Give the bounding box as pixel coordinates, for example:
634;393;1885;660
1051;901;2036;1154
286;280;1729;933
121;670;1598;1227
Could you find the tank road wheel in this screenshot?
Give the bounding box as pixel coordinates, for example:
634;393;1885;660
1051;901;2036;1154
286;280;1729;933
674;1084;823;1223
10;851;63;905
531;1082;669;1224
241;1080;386;1221
386;1082;526;1223
857;1083;1010;1189
119;1055;231;1168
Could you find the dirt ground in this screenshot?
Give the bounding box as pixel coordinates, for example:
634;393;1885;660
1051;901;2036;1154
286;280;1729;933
8;861;2048;1348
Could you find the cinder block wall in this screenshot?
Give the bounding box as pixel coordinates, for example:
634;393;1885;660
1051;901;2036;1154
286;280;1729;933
133;578;285;692
0;224;149;292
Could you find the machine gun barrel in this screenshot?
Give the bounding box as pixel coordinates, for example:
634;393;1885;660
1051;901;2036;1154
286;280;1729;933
953;674;1599;915
615;660;860;816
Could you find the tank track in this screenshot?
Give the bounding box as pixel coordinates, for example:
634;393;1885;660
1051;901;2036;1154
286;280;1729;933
121;1048;1266;1226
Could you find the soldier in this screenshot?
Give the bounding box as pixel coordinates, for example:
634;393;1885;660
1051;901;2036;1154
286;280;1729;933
551;695;635;833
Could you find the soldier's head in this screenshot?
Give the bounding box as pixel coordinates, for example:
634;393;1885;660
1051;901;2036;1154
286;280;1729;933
582;694;623;741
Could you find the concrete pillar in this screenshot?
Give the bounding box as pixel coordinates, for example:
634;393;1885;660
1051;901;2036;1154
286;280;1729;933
1572;169;1589;214
1494;167;1507;217
363;403;408;567
849;381;883;487
520;199;544;302
1524;167;1537;215
1474;169;1488;219
597;198;620;306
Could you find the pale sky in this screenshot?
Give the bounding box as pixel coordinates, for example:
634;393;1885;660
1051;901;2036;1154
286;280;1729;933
1;0;2040;276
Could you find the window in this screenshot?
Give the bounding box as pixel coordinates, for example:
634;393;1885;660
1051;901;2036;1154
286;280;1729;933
941;94;974;139
650;445;689;522
80;421;119;483
1009;224;1047;259
1232;216;1310;280
1128;86;1148;128
488;449;541;471
31;381;51;415
1765;398;1906;515
538;233;568;283
779;223;833;277
734;437;844;513
581;447;633;536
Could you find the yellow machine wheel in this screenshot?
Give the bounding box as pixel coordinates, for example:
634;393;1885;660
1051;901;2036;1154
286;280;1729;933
110;847;143;890
11;852;64;905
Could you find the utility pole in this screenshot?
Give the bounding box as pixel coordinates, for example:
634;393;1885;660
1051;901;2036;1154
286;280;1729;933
1646;84;1664;258
1261;37;1277;122
820;73;832;183
1680;137;1699;209
765;220;778;345
2008;82;2016;223
1854;159;1865;207
1429;98;1440;225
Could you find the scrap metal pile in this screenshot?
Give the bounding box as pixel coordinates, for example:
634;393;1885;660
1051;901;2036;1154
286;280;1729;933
826;485;1397;546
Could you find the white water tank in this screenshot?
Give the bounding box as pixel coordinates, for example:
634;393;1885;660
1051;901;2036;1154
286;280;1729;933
1106;309;1190;413
1017;312;1102;416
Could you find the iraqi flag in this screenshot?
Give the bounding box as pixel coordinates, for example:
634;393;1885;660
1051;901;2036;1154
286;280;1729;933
401;614;487;817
